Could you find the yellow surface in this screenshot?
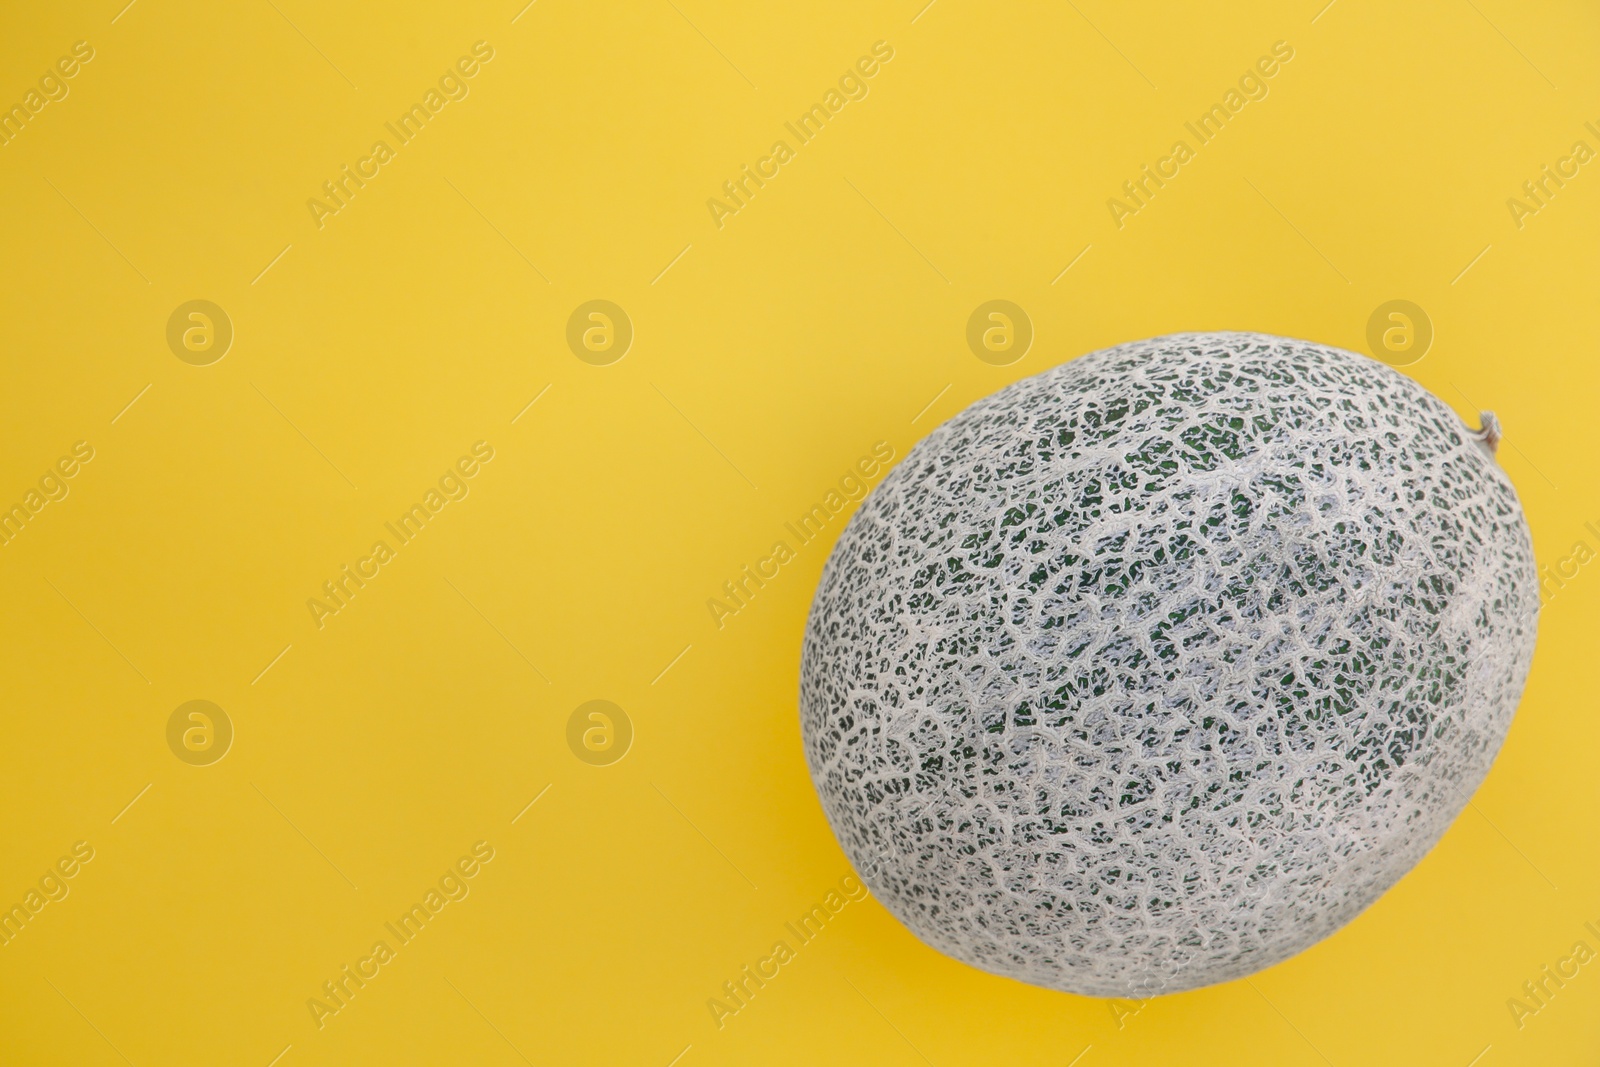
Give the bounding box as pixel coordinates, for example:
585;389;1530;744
0;1;1596;1064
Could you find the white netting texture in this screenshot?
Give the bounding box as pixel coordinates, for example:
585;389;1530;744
799;332;1537;997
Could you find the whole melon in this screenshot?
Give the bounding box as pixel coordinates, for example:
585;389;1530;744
799;332;1538;997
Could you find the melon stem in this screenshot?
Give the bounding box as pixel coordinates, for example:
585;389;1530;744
1467;410;1501;455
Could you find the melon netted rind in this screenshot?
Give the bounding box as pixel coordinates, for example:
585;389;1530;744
799;332;1538;998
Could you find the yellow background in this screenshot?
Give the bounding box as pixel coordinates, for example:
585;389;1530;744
0;0;1596;1064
